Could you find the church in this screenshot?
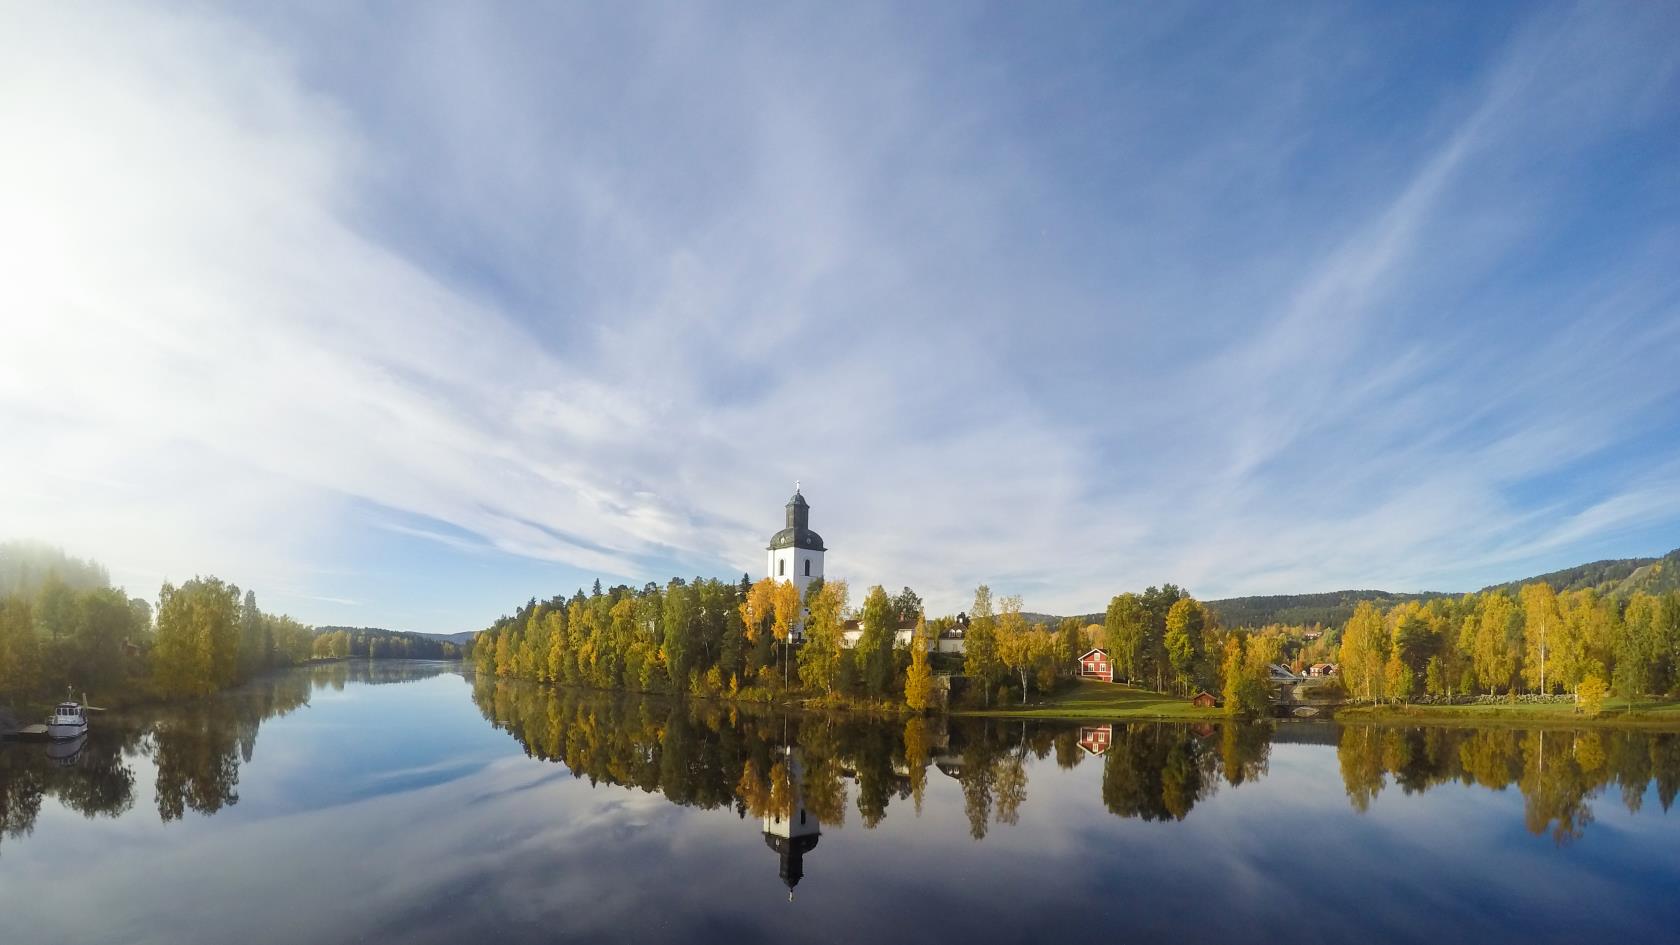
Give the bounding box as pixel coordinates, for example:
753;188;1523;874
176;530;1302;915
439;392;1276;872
763;484;944;652
765;484;824;642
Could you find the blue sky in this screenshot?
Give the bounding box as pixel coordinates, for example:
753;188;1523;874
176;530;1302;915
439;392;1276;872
3;2;1678;632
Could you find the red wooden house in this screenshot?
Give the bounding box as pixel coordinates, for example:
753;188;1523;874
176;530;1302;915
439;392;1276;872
1077;647;1116;683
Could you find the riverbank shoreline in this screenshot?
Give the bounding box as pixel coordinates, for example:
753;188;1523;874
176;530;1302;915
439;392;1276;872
1333;699;1680;729
947;682;1680;729
465;671;1680;730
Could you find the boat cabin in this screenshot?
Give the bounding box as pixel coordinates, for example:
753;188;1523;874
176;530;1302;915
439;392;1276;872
46;702;89;740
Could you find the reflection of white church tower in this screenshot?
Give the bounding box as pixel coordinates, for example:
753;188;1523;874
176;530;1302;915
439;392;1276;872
762;746;820;900
766;484;825;642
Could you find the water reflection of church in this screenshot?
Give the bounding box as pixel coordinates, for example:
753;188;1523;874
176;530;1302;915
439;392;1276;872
761;745;820;900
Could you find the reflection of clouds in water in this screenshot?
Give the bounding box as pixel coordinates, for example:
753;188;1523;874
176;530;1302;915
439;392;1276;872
344;760;491;801
8;672;1680;944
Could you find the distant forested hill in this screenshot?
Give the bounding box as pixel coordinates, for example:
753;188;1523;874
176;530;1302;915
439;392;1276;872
1071;546;1680;629
1479;548;1680;598
1203;591;1449;629
1020;612;1089;628
315;622;470;652
424;630;480;645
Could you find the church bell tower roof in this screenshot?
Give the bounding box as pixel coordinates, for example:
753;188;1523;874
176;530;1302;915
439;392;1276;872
769;483;824;551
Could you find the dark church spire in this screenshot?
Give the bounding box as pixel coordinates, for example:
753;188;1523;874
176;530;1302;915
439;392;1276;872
785;484;809;529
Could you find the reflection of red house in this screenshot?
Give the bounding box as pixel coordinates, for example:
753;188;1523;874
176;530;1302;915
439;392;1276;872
1077;724;1113;756
1078;647;1115;683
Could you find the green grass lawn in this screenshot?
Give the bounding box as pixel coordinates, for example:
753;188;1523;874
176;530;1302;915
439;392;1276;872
1333;697;1680;729
950;682;1680;729
953;678;1220;720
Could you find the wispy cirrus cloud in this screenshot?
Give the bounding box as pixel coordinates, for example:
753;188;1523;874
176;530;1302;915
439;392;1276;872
1;2;1677;630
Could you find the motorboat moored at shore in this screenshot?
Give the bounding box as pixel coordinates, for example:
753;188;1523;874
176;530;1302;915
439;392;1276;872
46;702;89;740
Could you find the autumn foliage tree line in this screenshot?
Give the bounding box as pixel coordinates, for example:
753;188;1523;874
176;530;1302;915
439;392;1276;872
1326;585;1680;709
472;548;1680;715
471;575;1118;710
0;542;460;710
474;575;927;707
1092;578;1680;715
472;571;1327;713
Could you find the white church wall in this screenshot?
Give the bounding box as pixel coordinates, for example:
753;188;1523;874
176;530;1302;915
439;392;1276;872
767;549;822;608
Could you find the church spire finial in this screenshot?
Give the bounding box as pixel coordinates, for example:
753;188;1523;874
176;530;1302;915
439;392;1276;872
794;479;800;494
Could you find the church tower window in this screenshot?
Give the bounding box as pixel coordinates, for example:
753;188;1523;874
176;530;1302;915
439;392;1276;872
804;559;811;576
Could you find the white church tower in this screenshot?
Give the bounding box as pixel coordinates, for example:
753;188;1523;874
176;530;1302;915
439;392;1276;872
766;483;825;641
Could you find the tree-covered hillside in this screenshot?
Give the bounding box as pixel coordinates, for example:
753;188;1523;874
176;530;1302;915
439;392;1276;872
311;626;464;660
1204;591;1450;629
1480;548;1679;598
1062;547;1680;630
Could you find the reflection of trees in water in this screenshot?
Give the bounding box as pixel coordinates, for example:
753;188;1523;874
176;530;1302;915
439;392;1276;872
469;678;1282;837
959;739;994;839
2;663;392;847
473;678;942;834
339;659;456;687
1335;725;1680;843
798;720;849;827
1221;723;1271;787
1099;725;1222;823
486;684;1680;845
149;665;326;820
152;715;242;822
5;708;145;857
0;755;46;851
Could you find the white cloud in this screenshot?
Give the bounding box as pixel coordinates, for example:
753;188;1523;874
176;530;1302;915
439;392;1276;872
1;4;1677;629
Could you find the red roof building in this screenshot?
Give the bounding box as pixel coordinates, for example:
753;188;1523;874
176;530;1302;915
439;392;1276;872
1077;647;1115;683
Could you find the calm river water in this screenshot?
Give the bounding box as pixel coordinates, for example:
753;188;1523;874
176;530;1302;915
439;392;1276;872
3;662;1679;944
